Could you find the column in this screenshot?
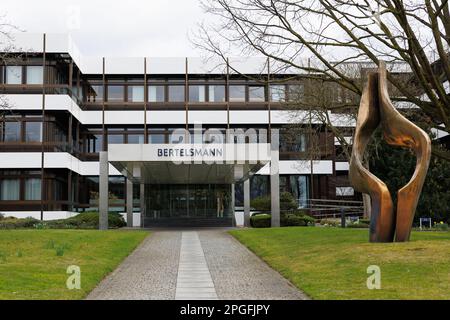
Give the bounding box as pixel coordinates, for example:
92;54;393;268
140;182;145;228
270;129;280;227
243;178;251;227
231;183;236;227
99;151;109;230
126;178;133;227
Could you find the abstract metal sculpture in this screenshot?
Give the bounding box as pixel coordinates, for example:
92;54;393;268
349;62;431;242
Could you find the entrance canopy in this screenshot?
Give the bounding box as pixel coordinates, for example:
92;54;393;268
108;143;271;184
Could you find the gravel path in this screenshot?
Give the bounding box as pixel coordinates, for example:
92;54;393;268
87;228;308;300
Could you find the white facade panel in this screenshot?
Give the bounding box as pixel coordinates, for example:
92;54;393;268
0;211;79;221
147;110;186;124
257;160;333;175
105;57;144;74
147;57;185;74
335;162;350;171
104;111;145;125
188;111;227;124
0;153;42;168
81;56;104;74
230;111;269;124
336;187;354;196
9;33;43;52
80;111;103;125
188;57;226;74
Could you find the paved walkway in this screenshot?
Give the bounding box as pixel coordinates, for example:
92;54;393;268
87;229;308;300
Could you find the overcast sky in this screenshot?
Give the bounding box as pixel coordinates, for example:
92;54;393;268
1;0;209;57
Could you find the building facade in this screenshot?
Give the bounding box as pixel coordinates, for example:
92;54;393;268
0;33;358;227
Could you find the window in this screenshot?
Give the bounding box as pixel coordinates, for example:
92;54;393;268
148;85;165;102
229;85;246;102
0;179;20;200
128;86;144;102
5;66;22;84
4;122;21;142
288;84;304;101
208;85;225;102
107;85;124;102
87;85;103;102
168;85;185;102
128;134;144;144
25;178;41;200
88;134;103;153
26;66;43;84
189;85;205;102
270;85;286;102
25;122;42;142
249;86;265;102
148;129;166;144
107;133;124;144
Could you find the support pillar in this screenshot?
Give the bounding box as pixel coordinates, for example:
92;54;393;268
231;183;236;227
270;129;280;227
126;178;133;227
99;151;109;230
140;182;145;228
244;178;251;227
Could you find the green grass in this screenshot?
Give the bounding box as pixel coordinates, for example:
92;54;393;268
0;229;149;299
229;227;450;300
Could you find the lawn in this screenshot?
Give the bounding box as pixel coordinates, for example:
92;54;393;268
229;227;450;300
0;229;149;299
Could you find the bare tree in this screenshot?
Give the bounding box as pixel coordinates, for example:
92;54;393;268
194;0;450;160
0;14;22;120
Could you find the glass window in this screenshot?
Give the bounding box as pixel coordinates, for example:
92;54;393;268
108;134;124;144
168;85;185;102
87;85;103;102
148;129;166;144
25;178;41;200
26;66;43;84
229;85;246;102
288;84;304;101
208;85;225;102
5;66;22;84
128;86;144;102
88;134;103;153
25;122;42;142
249;86;265;102
0;179;20;200
148;85;165;102
270;85;286;102
128;134;144;144
189;85;205;102
4;122;21;142
107;85;124;102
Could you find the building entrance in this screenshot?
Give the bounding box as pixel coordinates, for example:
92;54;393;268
144;184;232;226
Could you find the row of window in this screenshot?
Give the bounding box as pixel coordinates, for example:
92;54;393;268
86;84;300;103
2;66;44;85
0;120;42;142
0;178;41;200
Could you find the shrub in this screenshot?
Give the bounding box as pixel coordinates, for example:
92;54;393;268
0;217;40;229
320;218;341;227
434;222;449;231
359;218;371;225
281;213;315;226
347;222;370;228
0;212;126;229
251;192;299;212
250;214;271;228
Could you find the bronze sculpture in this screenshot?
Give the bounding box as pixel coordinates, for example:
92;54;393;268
349;62;431;242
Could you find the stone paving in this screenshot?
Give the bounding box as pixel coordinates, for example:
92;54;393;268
87;228;308;300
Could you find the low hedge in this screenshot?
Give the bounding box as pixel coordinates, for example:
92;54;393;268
281;213;315;226
0;212;126;229
250;212;315;228
0;217;40;229
250;214;271;228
